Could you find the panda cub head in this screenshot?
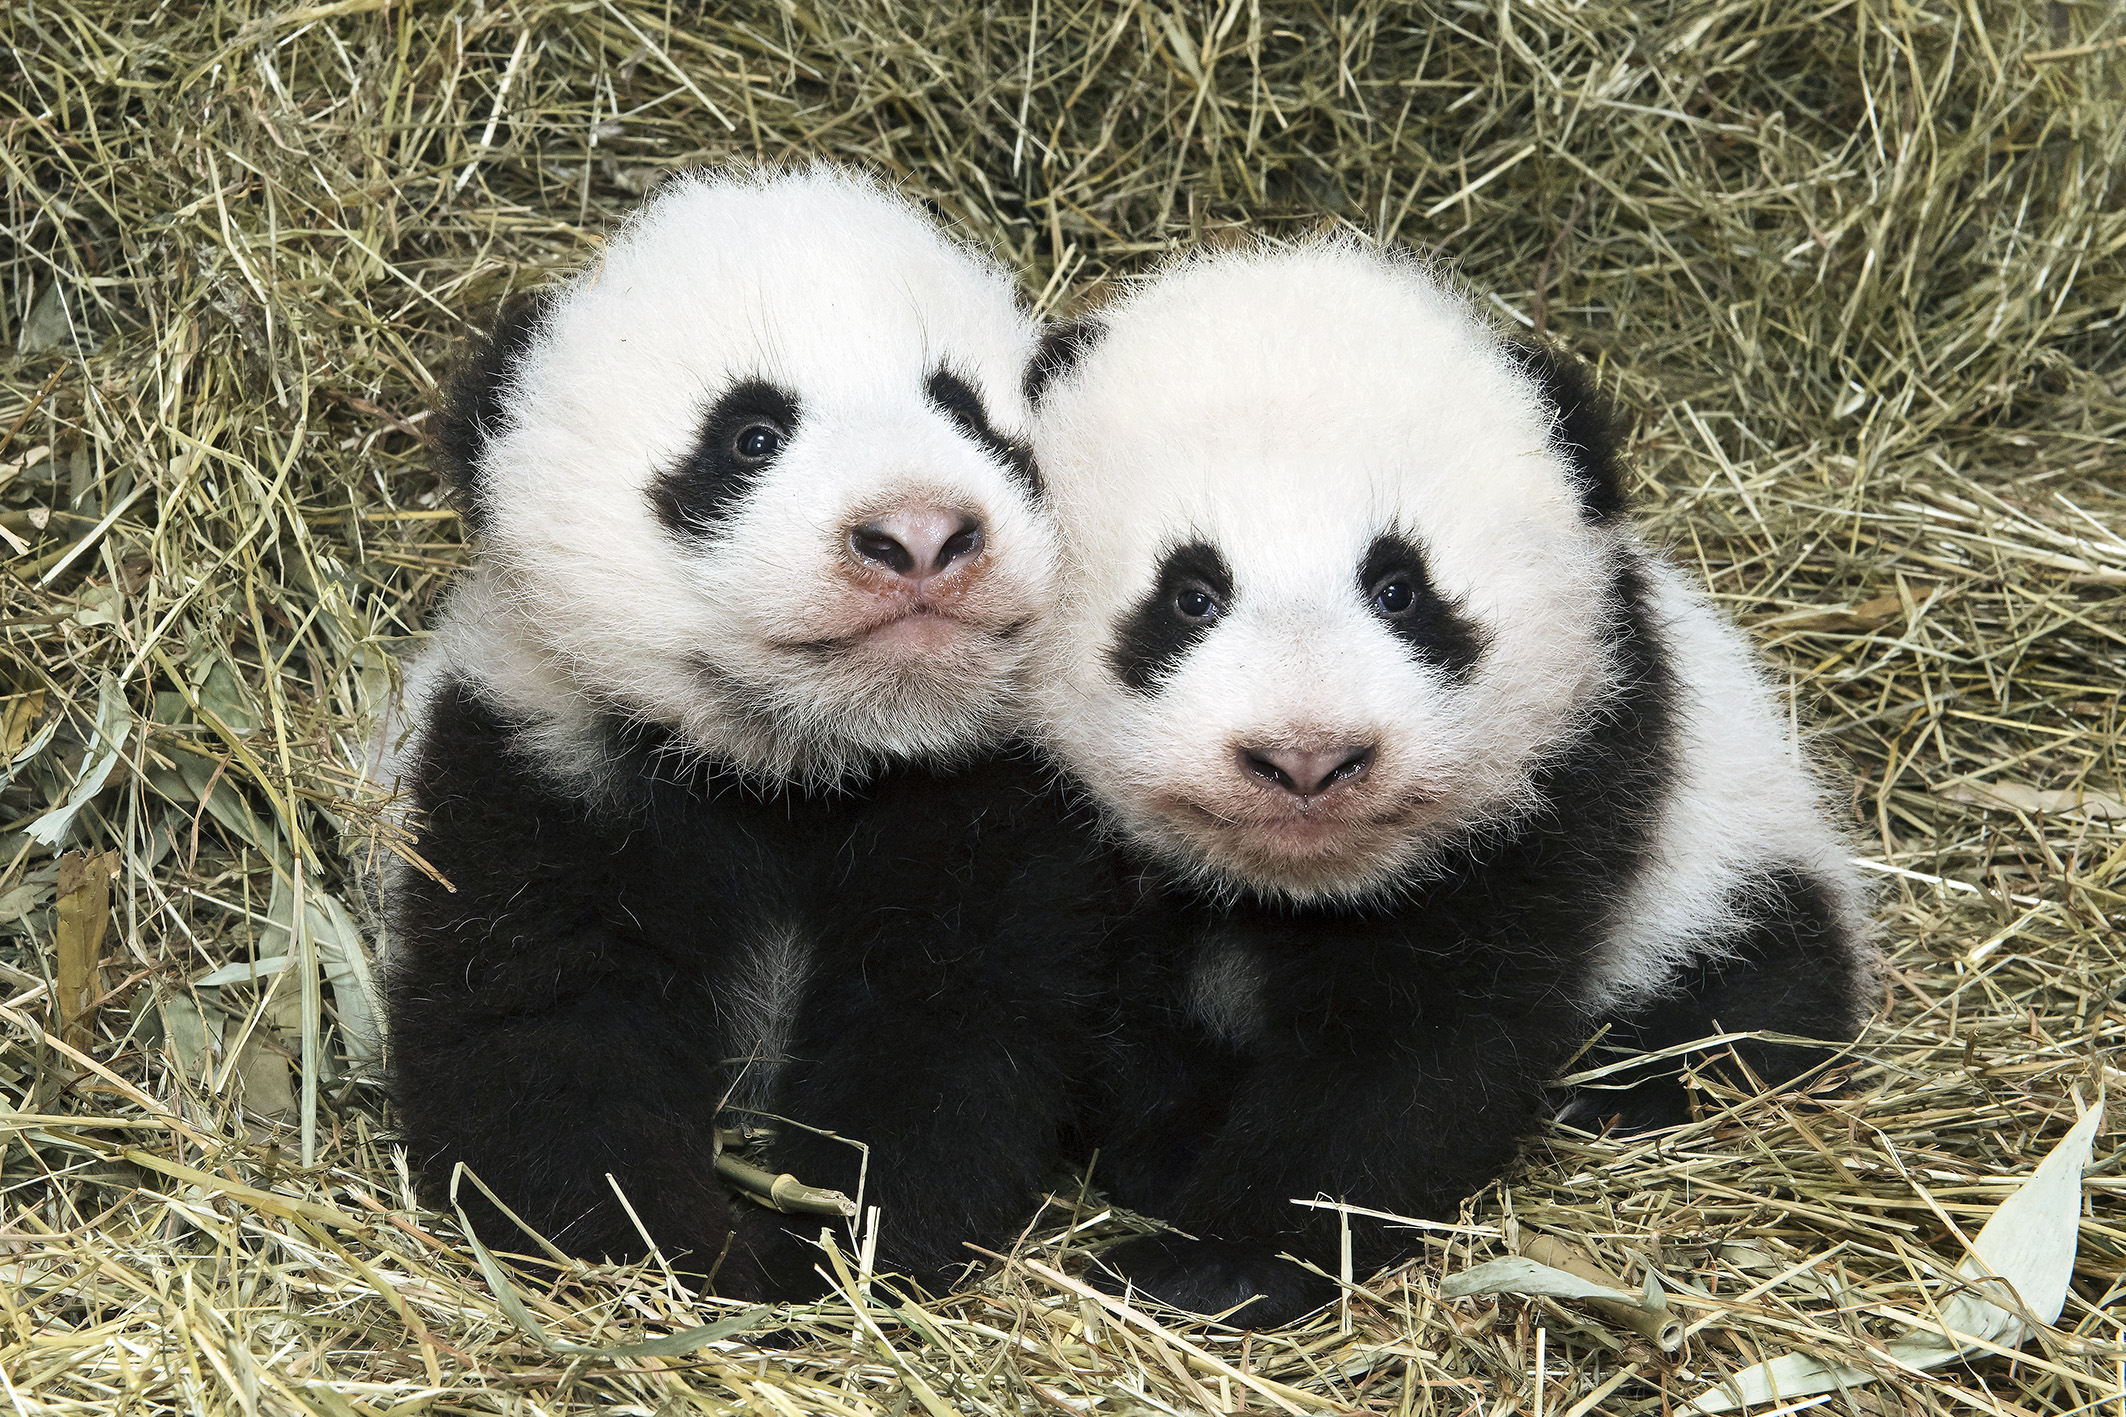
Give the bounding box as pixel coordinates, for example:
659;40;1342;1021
1031;239;1632;904
433;166;1052;788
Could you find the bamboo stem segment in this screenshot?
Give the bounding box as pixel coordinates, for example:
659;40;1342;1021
1520;1236;1685;1353
715;1151;857;1217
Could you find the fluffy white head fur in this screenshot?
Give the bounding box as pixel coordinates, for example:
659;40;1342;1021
418;165;1054;790
1030;239;1621;903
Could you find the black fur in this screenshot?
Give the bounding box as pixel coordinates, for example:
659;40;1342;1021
1356;533;1487;682
1023;318;1105;406
1505;343;1628;524
651;379;804;536
437;294;550;535
1085;556;1677;1327
925;369;1041;499
1108;542;1235;694
387;681;1121;1300
1575;866;1862;1133
1092;1234;1333;1325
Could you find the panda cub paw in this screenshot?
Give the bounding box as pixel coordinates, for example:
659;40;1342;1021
1089;1234;1337;1329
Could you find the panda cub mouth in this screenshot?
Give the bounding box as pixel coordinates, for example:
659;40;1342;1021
860;605;967;650
1161;784;1451;895
775;601;1015;657
847;602;999;655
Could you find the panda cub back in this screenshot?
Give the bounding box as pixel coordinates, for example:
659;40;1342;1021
379;166;1110;1303
1029;236;1870;1326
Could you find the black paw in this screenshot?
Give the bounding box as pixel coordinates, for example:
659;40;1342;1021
720;1208;838;1303
1560;1079;1692;1137
738;1317;813;1351
1089;1235;1337;1328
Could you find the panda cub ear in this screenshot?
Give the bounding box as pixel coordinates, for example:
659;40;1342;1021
436;291;551;535
1504;341;1630;524
1024;317;1107;406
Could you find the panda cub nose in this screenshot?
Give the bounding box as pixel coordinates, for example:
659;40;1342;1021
1239;744;1376;799
848;507;984;583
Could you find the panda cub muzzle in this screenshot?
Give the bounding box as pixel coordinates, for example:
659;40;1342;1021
833;501;992;645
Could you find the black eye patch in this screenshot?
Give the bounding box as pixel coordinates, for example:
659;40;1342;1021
926;368;1042;499
650;379;802;536
1023;318;1105;406
1356;533;1486;682
1109;541;1234;694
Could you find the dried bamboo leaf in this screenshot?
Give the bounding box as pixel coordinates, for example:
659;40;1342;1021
1680;1103;2106;1415
52;849;111;1050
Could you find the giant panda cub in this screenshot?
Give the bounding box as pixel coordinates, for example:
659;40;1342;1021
381;167;1109;1303
1028;238;1872;1327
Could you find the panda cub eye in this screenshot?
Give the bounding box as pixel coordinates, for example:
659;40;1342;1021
1173;585;1223;622
732;421;786;464
1372;577;1416;616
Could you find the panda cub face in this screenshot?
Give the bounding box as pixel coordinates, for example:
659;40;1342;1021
1032;241;1626;904
441;167;1053;787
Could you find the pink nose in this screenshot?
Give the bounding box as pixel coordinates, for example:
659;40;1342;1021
848;507;984;583
1238;744;1375;799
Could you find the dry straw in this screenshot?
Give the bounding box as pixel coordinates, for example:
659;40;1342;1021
2;1;2122;1413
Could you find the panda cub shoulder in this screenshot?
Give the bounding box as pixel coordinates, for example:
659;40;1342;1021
1028;236;1871;1326
379;166;1108;1302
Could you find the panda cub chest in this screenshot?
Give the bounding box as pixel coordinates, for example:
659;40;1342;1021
717;917;815;1114
1183;932;1272;1046
1177;911;1424;1047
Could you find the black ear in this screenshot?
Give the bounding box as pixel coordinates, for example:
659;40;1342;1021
1023;317;1106;406
1504;342;1629;524
436;292;551;535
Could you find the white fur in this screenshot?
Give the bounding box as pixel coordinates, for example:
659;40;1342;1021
1032;238;1619;903
404;165;1054;791
718;921;814;1113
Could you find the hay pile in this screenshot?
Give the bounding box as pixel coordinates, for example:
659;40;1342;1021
3;1;2122;1413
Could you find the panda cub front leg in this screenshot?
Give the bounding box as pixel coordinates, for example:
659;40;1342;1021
1585;863;1871;1133
381;166;1091;1300
1095;933;1584;1325
384;676;776;1284
719;753;1112;1298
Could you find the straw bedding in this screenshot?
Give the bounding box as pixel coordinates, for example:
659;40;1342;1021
2;2;2121;1413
